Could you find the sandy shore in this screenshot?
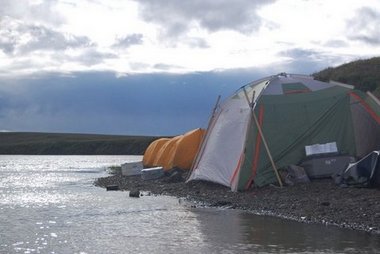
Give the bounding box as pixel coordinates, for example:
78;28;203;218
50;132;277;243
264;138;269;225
95;172;380;235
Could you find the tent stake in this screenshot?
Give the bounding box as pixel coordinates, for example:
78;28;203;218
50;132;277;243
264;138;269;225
251;110;283;188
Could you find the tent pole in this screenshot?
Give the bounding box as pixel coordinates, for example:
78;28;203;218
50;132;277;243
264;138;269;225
187;95;221;180
244;86;282;187
251;110;283;187
243;88;251;106
234;88;255;189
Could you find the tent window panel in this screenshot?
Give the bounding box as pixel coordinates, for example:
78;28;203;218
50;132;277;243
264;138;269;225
282;82;311;95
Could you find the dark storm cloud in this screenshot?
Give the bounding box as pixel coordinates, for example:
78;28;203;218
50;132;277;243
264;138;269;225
133;0;276;37
0;71;258;135
347;7;380;45
112;34;144;48
277;48;349;74
0;60;333;135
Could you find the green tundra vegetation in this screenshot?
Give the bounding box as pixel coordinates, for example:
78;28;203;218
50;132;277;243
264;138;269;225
313;57;380;98
0;132;160;155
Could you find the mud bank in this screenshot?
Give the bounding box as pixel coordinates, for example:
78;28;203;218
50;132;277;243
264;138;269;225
95;174;380;235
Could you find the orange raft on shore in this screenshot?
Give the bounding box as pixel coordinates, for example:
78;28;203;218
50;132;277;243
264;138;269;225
143;128;204;171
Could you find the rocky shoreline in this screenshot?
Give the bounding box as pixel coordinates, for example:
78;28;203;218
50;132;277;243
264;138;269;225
95;172;380;235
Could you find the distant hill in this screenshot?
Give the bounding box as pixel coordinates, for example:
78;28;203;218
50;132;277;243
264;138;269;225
313;57;380;98
0;132;160;155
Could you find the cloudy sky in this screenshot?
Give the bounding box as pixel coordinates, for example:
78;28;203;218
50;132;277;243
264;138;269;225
0;0;379;135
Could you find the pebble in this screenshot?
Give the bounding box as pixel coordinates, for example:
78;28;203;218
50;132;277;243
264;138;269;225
129;190;140;198
96;174;380;235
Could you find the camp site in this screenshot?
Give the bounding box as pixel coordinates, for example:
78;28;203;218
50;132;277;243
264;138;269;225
2;59;380;253
2;1;380;251
97;72;380;238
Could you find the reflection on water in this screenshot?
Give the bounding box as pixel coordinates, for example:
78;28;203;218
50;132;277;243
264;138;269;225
0;155;379;254
195;209;380;253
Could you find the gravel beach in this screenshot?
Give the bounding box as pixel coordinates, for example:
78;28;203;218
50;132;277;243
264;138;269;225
95;172;380;235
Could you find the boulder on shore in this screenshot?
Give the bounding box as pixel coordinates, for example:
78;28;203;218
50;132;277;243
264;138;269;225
129;190;140;198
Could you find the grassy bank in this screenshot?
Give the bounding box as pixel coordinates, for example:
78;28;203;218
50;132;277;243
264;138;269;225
313;56;380;98
0;132;160;155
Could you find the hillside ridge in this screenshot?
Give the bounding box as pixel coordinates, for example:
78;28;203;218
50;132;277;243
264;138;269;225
0;132;160;155
313;57;380;98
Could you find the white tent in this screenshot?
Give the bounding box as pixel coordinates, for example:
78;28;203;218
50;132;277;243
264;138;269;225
188;73;380;191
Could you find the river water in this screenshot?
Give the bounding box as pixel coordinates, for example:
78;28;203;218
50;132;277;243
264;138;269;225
0;155;379;254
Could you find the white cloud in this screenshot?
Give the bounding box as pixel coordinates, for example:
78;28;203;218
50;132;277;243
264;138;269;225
132;0;275;36
112;34;144;49
347;7;380;45
0;0;379;76
0;0;64;25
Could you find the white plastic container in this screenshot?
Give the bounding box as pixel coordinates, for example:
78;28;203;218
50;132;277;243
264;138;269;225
141;167;164;180
121;161;143;176
305;142;338;156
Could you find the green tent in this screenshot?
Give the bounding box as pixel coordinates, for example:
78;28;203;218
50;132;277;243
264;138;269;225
188;73;380;191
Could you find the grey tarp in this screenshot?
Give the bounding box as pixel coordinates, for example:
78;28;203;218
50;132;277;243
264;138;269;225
335;151;380;188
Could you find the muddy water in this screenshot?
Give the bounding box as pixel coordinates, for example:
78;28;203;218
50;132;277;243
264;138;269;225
0;155;379;253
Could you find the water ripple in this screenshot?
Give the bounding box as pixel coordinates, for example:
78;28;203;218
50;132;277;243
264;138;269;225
0;155;379;254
